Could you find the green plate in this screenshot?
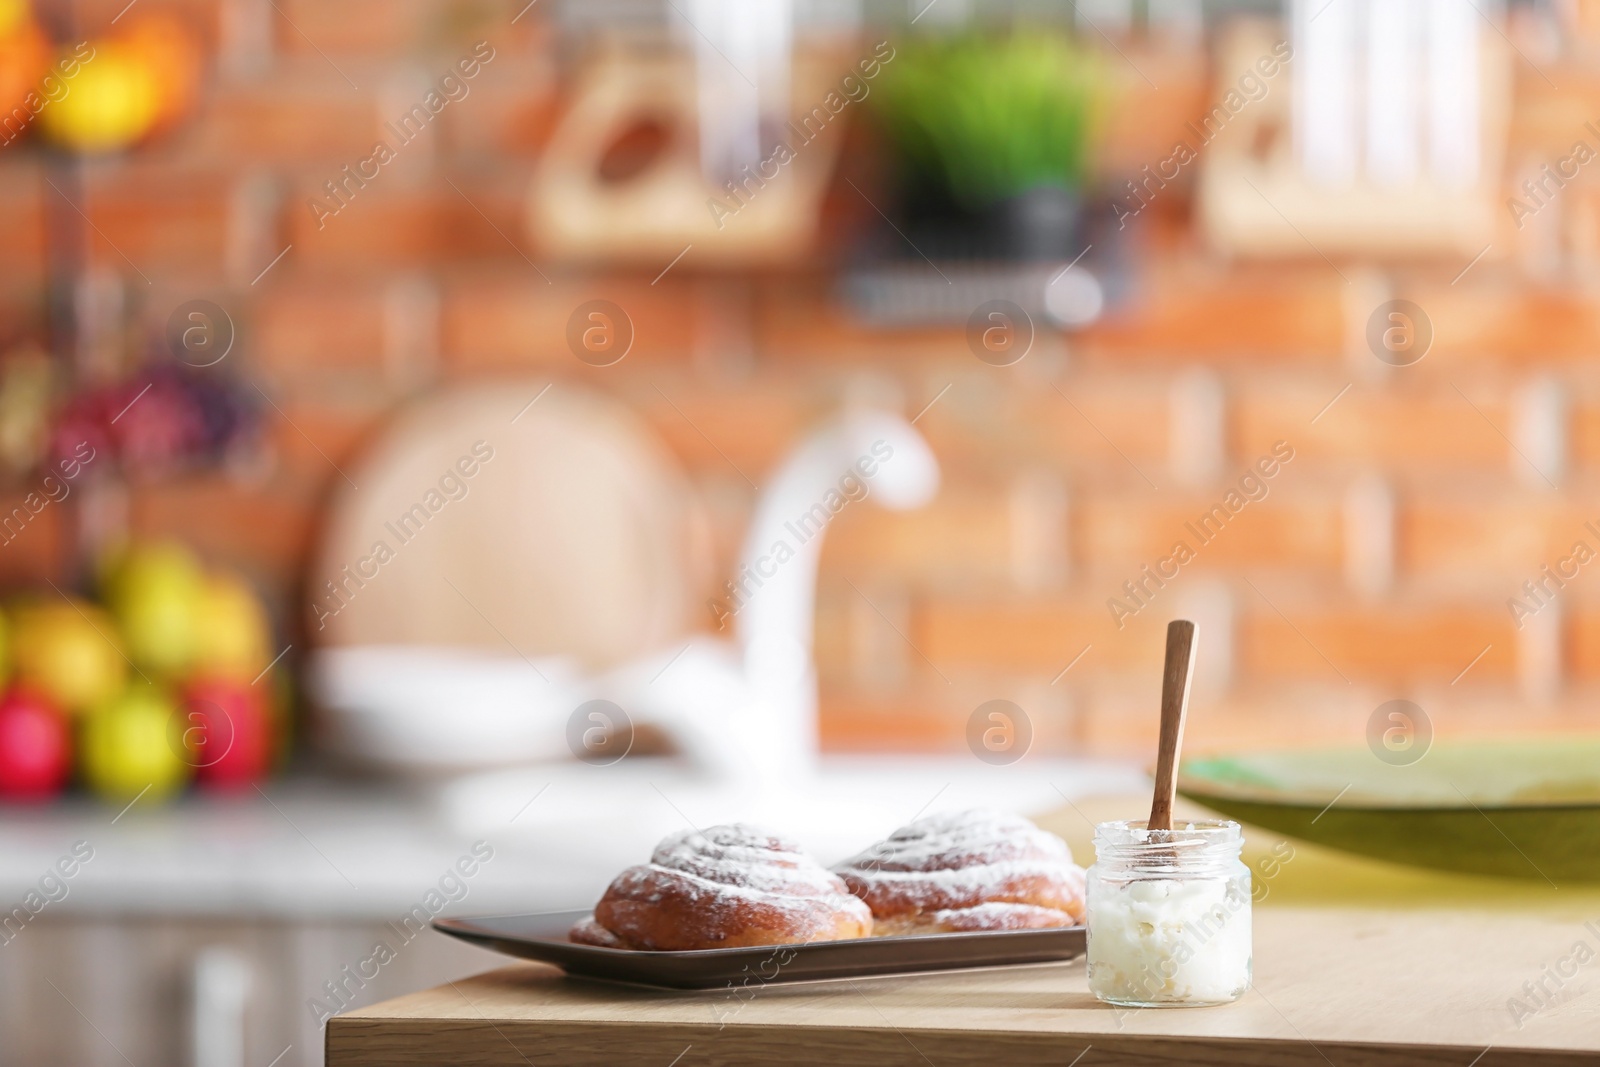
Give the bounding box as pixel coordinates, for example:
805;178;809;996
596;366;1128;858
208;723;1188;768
1176;739;1600;884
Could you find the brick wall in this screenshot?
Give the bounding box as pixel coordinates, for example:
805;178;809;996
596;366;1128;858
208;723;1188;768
6;0;1600;759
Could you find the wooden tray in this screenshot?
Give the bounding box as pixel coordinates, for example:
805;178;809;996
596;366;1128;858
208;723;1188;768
433;910;1085;990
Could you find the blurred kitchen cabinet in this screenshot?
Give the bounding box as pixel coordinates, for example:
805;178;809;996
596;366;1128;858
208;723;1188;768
0;917;502;1067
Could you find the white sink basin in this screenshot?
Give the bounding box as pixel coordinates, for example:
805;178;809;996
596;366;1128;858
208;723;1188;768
437;755;1146;868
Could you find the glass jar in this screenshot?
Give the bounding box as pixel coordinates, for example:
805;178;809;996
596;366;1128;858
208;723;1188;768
1085;819;1252;1007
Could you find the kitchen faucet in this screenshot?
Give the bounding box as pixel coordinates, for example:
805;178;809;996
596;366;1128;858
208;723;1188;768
731;408;940;781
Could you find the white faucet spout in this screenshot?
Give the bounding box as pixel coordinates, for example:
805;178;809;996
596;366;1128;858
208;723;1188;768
731;410;939;778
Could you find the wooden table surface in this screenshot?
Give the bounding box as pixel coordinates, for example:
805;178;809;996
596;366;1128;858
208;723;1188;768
327;904;1600;1066
328;798;1600;1066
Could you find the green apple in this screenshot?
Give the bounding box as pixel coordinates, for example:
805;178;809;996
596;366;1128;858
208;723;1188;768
12;598;127;714
192;573;271;680
104;541;205;675
81;683;189;802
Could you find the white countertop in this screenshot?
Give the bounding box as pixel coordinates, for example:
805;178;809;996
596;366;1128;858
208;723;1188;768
0;757;1145;921
0;779;603;920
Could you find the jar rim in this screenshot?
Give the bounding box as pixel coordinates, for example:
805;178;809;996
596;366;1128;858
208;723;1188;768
1093;818;1242;848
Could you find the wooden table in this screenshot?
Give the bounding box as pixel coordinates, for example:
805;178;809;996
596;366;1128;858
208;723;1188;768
328;905;1600;1066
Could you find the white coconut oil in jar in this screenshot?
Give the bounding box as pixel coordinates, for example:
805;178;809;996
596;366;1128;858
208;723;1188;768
1086;819;1252;1007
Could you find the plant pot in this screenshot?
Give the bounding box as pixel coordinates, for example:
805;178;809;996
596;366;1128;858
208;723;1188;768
990;185;1080;261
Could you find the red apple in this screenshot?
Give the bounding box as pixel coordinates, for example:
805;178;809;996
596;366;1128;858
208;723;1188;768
179;678;271;790
0;688;70;800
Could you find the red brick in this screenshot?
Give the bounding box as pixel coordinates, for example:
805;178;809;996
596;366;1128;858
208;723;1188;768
0;488;69;589
77;163;230;278
1077;488;1341;573
1235;381;1509;471
1237;599;1515;687
71;0;219;30
0;286;46;347
818;682;1078;756
638;379;819;481
1410;285;1600;366
127;473;318;587
917;376;1170;487
1507;64;1600;157
270;0;447;57
820;485;1015;589
755;280;982;366
818;688;970;754
915;595;1158;674
1083;681;1590;757
441;69;559;158
253;283;387;374
268;2;554;64
440;275;559;370
286;180;498;272
1079;264;1345;363
1081;681;1361;755
1428;693;1600;737
264;392;390;486
917;592;1518;693
1401;495;1586;588
0;166;45;267
1568;399;1600;473
183;73;380;166
1565;608;1600;680
440;275;698;371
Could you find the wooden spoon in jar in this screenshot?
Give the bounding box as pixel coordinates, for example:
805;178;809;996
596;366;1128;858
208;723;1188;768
1148;619;1198;835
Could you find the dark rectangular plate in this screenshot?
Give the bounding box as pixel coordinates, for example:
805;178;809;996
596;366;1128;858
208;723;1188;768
434;910;1085;990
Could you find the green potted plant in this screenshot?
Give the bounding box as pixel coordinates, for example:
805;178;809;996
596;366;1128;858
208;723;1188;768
871;28;1102;260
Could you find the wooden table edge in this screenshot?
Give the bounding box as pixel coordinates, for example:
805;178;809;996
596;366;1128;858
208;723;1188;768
326;1012;1598;1067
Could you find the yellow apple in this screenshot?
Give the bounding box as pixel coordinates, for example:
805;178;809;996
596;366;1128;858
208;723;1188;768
11;598;127;713
0;1;32;36
192;573;271;680
104;541;205;675
81;683;188;802
37;41;159;153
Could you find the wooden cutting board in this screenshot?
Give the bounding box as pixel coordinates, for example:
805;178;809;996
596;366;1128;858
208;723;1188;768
310;381;709;669
326;905;1600;1066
